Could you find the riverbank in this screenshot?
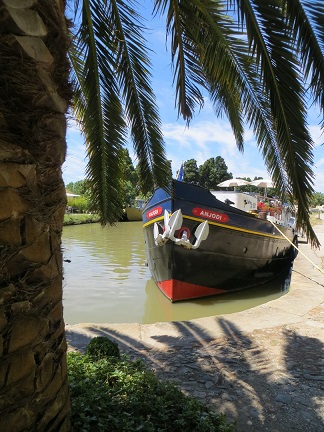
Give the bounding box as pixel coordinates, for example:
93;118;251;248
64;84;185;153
63;212;130;225
66;219;324;431
64;213;100;225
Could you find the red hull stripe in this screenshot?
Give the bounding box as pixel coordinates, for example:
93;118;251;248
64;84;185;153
157;279;226;302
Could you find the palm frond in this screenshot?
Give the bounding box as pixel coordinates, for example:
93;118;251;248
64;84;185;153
70;0;126;224
283;0;324;120
69;0;322;245
157;1;288;194
156;0;321;244
110;0;169;193
154;0;206;122
228;0;319;246
70;0;169;222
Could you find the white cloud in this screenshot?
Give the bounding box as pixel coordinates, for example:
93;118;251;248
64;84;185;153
163;120;238;151
316;157;324;168
163;119;268;179
62;102;324;193
309;124;324;147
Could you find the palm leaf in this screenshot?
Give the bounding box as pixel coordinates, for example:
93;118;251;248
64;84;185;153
110;0;170;193
155;0;321;245
69;0;323;244
155;2;288;196
225;0;320;245
154;0;206;122
70;0;169;223
70;0;126;223
283;0;324;119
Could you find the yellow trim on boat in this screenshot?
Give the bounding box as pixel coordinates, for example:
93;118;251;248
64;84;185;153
143;214;285;240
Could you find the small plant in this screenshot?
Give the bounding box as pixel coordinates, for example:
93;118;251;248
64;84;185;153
68;352;236;432
85;336;120;360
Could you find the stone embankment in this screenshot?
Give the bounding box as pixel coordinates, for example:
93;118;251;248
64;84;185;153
66;219;324;432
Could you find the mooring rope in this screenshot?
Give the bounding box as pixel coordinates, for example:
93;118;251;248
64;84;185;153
268;219;324;275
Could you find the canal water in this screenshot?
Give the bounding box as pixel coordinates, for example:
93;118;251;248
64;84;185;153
62;222;292;325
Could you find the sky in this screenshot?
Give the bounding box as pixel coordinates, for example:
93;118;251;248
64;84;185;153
62;5;324;193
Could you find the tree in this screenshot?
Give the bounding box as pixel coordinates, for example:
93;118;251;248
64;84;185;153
120;148;138;189
1;1;323;430
311;192;324;207
119;148;139;207
183;159;199;183
0;1;72;430
199;157;233;189
66;179;91;196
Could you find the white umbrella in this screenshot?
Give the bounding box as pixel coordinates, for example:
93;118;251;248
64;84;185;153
66;192;80;197
249;179;274;197
217;178;250;187
249;179;274;188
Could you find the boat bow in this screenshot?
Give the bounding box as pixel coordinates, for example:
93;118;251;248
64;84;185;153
153;209;209;249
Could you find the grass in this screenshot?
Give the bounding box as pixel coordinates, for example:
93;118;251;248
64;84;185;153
68;338;236;432
64;213;100;226
310;212;324;227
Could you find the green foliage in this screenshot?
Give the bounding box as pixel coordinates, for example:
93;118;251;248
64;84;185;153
198;157;232;189
184;159;199;183
68;352;236;432
311;192;324;207
85;337;120;361
67;196;90;213
122;180;138;207
66;180;91;197
120;148;138;186
63;214;100;225
136;159;172;197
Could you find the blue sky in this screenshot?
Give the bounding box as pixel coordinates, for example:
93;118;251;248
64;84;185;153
63;5;324;193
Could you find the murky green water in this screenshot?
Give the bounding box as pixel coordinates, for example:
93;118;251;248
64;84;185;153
62;222;291;325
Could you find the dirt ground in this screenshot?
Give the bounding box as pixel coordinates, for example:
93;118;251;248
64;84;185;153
140;324;324;432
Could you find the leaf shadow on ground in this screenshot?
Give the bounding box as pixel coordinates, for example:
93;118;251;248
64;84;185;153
66;317;324;431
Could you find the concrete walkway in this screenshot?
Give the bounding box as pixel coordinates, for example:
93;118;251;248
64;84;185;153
66;219;324;432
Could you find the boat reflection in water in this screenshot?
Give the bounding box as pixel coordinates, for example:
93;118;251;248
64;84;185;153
142;265;292;324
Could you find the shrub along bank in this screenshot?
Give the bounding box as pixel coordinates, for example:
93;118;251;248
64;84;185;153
68;337;236;432
64;213;100;225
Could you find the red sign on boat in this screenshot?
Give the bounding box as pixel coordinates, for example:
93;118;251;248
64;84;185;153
146;206;163;219
192;207;229;223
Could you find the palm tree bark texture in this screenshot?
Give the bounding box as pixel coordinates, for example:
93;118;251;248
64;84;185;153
0;0;72;430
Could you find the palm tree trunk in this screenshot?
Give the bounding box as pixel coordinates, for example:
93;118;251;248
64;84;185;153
0;1;72;430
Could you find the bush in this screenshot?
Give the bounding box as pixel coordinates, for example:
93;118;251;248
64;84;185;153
85;336;120;360
67;196;90;213
63;213;100;225
68;351;236;432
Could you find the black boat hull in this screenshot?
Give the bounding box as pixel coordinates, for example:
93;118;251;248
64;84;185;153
142;181;297;301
